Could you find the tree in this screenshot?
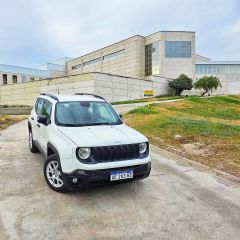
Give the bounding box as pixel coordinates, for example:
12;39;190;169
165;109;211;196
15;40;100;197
194;76;221;96
168;74;193;96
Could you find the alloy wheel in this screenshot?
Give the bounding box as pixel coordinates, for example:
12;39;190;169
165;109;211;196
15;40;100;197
46;160;64;188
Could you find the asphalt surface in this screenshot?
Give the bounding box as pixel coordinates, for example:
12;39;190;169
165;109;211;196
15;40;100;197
1;110;240;239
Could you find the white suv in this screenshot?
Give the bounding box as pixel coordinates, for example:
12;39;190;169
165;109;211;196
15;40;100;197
28;93;151;192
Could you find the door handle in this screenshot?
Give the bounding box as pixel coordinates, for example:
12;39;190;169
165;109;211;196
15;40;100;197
37;124;40;128
31;117;34;120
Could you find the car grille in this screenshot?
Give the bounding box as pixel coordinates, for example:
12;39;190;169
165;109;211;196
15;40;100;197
91;144;140;163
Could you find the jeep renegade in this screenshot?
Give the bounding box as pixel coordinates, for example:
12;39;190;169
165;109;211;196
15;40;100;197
28;93;151;192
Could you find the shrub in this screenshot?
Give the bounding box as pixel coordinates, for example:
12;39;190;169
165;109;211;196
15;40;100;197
194;76;221;96
168;74;193;96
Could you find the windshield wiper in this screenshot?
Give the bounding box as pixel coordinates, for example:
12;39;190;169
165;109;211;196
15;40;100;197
58;123;82;127
88;122;112;126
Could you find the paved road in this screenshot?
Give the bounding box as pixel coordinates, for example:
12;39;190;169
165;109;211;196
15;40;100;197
113;98;184;114
1;120;240;240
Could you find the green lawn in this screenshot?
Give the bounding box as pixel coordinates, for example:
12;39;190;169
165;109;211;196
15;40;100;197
111;95;184;105
125;96;240;177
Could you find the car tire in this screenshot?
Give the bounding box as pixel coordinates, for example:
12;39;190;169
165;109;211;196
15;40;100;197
29;129;39;153
44;154;68;193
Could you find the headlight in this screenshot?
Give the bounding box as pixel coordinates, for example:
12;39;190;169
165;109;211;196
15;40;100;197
77;147;91;159
139;142;147;154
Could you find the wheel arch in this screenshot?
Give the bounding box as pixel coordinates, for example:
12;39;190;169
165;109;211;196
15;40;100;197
47;142;60;160
28;121;32;131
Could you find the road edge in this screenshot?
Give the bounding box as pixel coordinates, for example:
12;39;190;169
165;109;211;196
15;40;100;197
150;144;240;184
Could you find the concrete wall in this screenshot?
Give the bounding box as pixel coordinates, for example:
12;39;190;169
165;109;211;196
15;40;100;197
67;31;196;81
145;31;195;80
194;73;240;95
0;73;94;106
93;73;171;102
0;72;45;85
40;73;171;102
67;36;145;79
0;72;171;106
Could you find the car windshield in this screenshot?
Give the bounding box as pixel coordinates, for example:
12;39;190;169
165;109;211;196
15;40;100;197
55;101;122;127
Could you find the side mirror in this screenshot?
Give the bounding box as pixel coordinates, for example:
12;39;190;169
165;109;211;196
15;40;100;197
119;114;123;119
37;115;49;126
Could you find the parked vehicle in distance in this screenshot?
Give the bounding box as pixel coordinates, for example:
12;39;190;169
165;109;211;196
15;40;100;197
28;93;151;192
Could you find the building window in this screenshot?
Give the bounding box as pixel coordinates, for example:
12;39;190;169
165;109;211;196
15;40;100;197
13;75;17;84
165;41;191;58
3;74;7;85
22;76;26;82
72;64;82;70
195;64;240;74
103;49;125;60
145;41;160;76
83;57;101;66
30;77;35;81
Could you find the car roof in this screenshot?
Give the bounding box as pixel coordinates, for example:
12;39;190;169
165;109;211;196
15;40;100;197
39;93;106;103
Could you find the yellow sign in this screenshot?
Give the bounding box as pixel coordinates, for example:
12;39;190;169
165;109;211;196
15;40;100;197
144;90;154;97
144;90;154;108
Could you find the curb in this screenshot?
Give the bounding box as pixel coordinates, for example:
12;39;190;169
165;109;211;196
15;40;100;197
150;144;240;184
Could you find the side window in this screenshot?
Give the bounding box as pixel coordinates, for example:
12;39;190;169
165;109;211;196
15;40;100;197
35;98;44;115
98;104;115;121
42;100;52;119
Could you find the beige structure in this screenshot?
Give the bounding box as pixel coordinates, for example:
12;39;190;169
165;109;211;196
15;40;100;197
0;73;171;105
0;30;239;105
0;57;71;86
0;64;48;85
67;31;196;80
67;36;145;79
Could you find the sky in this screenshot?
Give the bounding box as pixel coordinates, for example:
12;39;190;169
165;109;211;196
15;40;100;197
0;0;240;68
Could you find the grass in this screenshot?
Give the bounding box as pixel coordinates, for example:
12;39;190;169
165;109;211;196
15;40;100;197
124;95;240;177
111;95;184;105
0;115;27;130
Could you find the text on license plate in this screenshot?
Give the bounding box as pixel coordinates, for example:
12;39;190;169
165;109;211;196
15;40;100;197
110;170;133;181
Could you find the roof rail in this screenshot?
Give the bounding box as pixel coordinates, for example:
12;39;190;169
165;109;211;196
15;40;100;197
40;93;59;101
75;93;105;100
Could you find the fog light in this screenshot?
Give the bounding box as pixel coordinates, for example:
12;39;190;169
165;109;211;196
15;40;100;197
72;177;78;184
78;170;86;175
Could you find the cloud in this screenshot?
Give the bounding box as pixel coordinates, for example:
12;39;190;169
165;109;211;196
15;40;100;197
0;0;239;66
218;19;240;59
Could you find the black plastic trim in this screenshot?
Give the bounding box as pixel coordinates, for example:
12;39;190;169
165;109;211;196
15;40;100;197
40;93;59;101
76;142;149;164
74;93;105;101
62;162;151;189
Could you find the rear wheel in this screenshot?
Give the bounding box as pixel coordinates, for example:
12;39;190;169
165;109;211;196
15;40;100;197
29;129;39;153
44;154;68;193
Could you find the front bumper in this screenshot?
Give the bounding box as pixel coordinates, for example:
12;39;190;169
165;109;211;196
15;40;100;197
62;162;151;189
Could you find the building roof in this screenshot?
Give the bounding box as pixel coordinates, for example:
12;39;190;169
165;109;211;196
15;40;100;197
196;61;240;65
68;30;195;63
0;64;48;77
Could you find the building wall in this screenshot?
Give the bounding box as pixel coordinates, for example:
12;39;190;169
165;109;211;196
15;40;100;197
0;73;94;106
0;72;45;85
67;36;145;79
195;73;240;95
40;73;171;102
67;31;195;81
146;31;195;79
0;72;171;106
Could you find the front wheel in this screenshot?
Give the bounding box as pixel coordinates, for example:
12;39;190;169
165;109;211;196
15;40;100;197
44;154;68;193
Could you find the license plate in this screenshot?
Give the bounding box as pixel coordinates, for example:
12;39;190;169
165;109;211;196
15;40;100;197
110;170;133;181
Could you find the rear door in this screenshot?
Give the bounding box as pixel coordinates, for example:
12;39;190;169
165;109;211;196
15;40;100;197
31;98;44;142
37;99;52;154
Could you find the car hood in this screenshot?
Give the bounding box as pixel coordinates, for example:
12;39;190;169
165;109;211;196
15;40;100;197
57;124;147;147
